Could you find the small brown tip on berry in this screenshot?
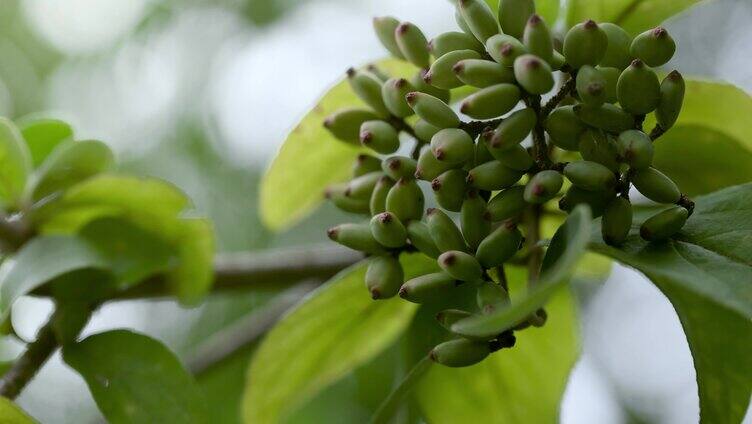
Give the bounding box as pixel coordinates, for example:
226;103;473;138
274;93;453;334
423;72;433;84
427;40;435;52
640;227;652;240
360;131;373;143
528;14;542;25
326;227;339;240
395;78;408;88
631;59;644;68
323;118;333;129
378;212;393;223
452;63;465;74
414;169;423;179
466;174;475;184
346;67;356;78
387;159;400;170
667;70;683;81
584;19;598;29
441;253;457;266
434;148;445;160
396;177;408;186
526;58;541;69
323;188;333;199
587;83;604;95
405;92;418;105
371;289;381;300
396;23;410;35
431;179;442;191
426;207;437;215
653;27;667;38
398;286;409;298
500;44;513;57
460;101;470;114
343;187;353;197
532;184;545;196
429;349;438;362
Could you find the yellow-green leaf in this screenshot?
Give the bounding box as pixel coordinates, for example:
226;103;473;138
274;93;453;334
0;118;32;207
0;397;37;423
565;0;702;34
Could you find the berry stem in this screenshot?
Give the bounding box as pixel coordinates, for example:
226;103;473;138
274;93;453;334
649;124;667;141
459;117;504;138
541;72;577;117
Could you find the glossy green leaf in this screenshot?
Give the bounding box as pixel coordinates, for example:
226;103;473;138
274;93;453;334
589;183;752;424
29;139;114;201
63;330;208;424
370;356;433;424
0;235;107;322
483;0;559;24
0;397;36;423
565;0;701;34
259;59;416;231
0;118;32;206
415;288;579;423
452;205;592;338
18;118;73;167
242;254;436;423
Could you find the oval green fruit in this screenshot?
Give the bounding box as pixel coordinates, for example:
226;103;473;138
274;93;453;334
545;106;585;151
411;70;451;103
432;169;468;212
513;54;554;94
476;221;523;268
430;338;490;368
632;167;681;204
327;223;385;254
599;23;633;69
488;142;534;171
498;0;535;39
360;120;399;154
549;50;566;70
438;250;483;282
352;154;382;177
431;128;475;165
345;171;383;199
523;14;553;62
395;22;430;69
414;119;442;143
563;20;608;68
487;107;537;150
347;68;389;116
382;78;416;118
454;59;515;88
601;196;633;246
382;156;417;181
487;186;526;221
563;160;616;191
406;92;460;128
573;103;634;134
427;208;468;252
460;83;521;119
373;17;405;59
365;255;404;299
578;129;620;172
400;272;457;303
630;27;676;67
486;34;527;66
407;220;441;258
616;59;661;114
369;176;394;215
576;65;607;106
640;206;688;241
323;108;379;143
370;211;408;248
467;160;523;191
617;129;653;169
524;170;563;204
426;49;482;89
416;145;454;181
326;184;370;214
458;0;500;43
476;281;510;314
656;70;685;131
598;66;620;103
385;178;425;221
430;31;485;57
460;190;492;250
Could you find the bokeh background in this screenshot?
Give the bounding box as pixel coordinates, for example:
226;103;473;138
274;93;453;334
0;0;749;422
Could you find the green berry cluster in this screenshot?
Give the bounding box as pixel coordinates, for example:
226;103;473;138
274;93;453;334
324;0;691;368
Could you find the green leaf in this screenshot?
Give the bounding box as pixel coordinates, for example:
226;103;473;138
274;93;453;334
565;0;701;34
369;356;433;424
483;0;559;24
62;329;208;424
259;59;416;231
589;183;752;424
165;218;215;304
242;254;436;423
451;205;592;338
29;139;114;202
18;118;73;168
415;288;579;423
0;235;108;322
0;396;36;423
0;118;32;207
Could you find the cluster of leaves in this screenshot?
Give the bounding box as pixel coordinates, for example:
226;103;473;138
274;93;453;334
0;117;215;422
256;0;751;423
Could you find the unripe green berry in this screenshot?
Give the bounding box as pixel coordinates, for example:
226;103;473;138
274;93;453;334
346;171;383;199
326;184;370;214
598;66;620;103
563;20;608;68
461;190;492;250
347;68;389;116
487;107;537;150
431;128;474;165
453;59;515;88
324;108;379;143
430;31;485;57
476;221;523;268
467;160;523;191
382;156;417;181
406;92;460;128
559;185;615;218
617;130;653;169
427;208;468;252
576;65;607;106
458;0;500;43
438;250;483;282
353;154;382;177
430;338;490;368
327;223;385;254
523;14;553;62
573;103;635;134
549;50;566;71
432;169;468;212
545;106;585;151
486;34;527;66
473;137;495;166
630;27;676;67
410;70;451;103
414;119;442;143
460;83;521;119
631;167;681;204
365;64;390;82
360;120;399;154
513;54;554;94
400;272;457;304
656;70;685;131
640;206;688;241
385;178;424;222
498;0;535;39
488;142;534;171
395;22;430;69
617;59;661;114
416;146;454;181
407;220;441;258
436;309;473;331
455;6;474;36
366;255;404;299
487;186;526;221
476;281;510;315
382;78;416;118
369;176;394;215
602;196;633;246
426;50;482;89
373;17;405;59
599;23;633;69
524;170;563;204
578;129;620;172
370;211;408;248
564;160;616;191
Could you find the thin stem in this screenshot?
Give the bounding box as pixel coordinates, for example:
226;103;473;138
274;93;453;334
541;73;577;117
649;124;667;141
459;118;503;138
528;96;551;168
